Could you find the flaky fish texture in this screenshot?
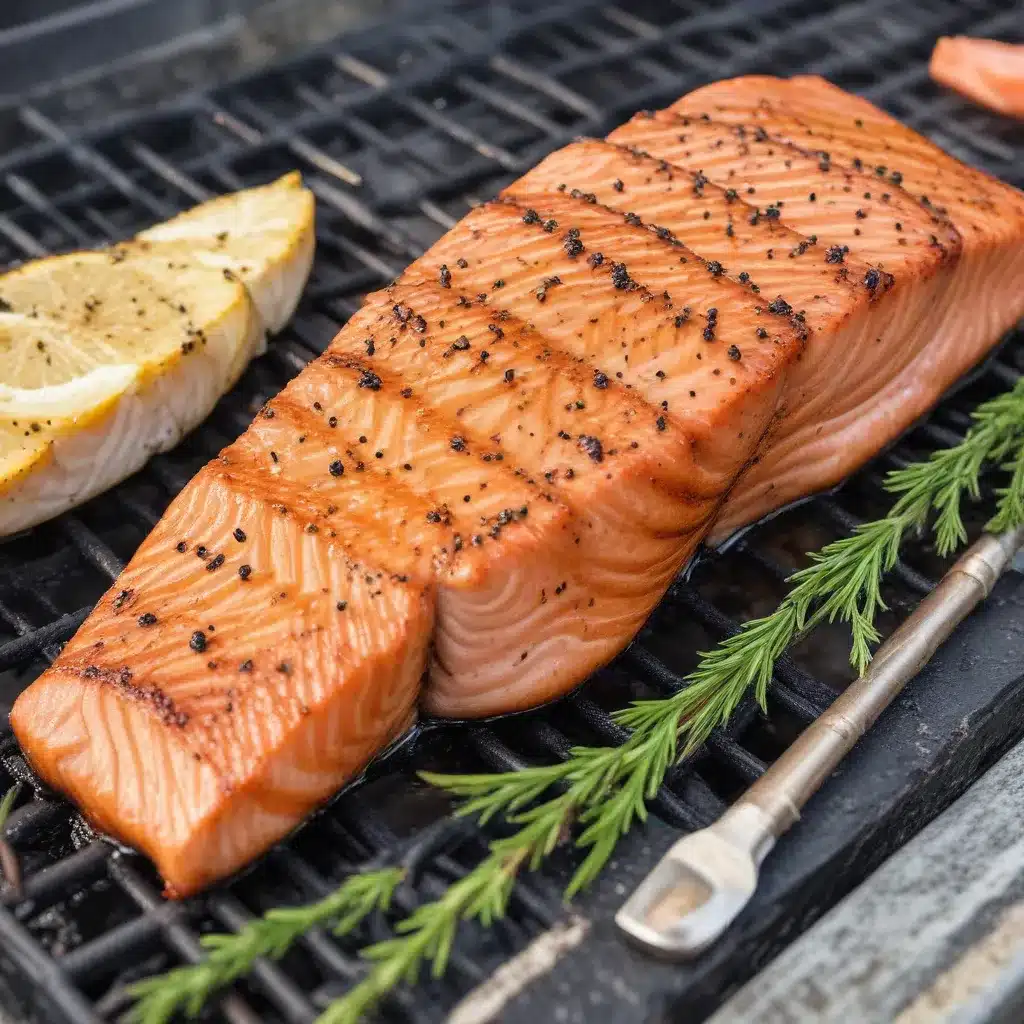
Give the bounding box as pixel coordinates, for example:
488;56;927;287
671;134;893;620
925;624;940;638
12;77;1024;896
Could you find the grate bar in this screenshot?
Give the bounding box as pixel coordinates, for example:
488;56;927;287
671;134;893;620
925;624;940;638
3;842;109;914
109;858;264;1024
0;608;90;670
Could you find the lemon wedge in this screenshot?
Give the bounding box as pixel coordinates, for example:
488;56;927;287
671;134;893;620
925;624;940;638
0;174;315;536
135;171;316;334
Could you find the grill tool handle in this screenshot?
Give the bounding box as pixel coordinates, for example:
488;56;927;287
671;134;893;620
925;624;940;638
615;525;1024;959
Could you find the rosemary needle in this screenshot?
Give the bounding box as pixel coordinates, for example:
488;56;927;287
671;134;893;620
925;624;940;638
130;376;1024;1024
0;783;22;899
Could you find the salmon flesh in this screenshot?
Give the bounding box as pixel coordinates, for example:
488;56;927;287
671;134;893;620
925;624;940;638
12;76;1024;895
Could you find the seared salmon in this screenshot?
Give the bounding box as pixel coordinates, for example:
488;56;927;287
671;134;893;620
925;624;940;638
931;37;1024;120
625;76;1024;537
12;77;1024;895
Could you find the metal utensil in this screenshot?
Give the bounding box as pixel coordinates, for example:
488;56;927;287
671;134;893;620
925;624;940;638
616;525;1024;959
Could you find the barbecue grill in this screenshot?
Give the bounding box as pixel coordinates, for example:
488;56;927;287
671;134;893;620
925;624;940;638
1;0;1023;1021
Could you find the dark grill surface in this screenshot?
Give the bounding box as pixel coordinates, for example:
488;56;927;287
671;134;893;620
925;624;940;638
0;1;1023;1022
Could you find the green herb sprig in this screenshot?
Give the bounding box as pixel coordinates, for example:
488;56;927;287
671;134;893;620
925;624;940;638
130;376;1024;1024
129;867;403;1024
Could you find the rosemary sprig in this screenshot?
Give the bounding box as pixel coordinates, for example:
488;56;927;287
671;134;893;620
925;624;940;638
128;867;403;1024
129;375;1024;1024
0;784;20;829
318;841;534;1024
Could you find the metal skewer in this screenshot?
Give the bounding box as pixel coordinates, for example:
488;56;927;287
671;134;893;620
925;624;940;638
616;525;1024;959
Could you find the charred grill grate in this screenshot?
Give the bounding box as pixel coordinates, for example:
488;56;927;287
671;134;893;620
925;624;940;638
0;0;1022;1021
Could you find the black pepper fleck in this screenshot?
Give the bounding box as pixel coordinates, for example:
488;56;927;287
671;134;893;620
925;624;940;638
703;307;719;342
610;262;633;290
329;460;344;477
577;435;603;462
190;630;207;653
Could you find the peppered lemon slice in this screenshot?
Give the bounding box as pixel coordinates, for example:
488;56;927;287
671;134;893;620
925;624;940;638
0;249;262;536
135;171;316;334
0;173;315;537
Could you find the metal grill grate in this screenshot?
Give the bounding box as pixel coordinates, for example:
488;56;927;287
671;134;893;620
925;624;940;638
0;0;1022;1021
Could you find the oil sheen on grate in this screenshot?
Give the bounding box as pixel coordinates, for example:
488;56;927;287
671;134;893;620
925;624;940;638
0;1;1022;1022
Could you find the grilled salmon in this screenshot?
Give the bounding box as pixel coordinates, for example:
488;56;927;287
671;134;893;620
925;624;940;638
931;37;1024;120
647;75;1024;537
12;77;1024;895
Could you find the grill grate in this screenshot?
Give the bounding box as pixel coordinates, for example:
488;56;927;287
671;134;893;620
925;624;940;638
0;0;1022;1021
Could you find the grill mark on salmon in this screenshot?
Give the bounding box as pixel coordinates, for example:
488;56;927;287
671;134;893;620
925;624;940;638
605;100;1024;538
419;198;802;460
14;469;431;894
610;111;958;272
12;76;1024;896
339;283;741;715
510;139;871;324
671;77;1024;256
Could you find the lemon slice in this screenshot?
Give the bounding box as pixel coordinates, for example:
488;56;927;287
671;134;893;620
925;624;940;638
0;173;315;536
0;249;262;536
135;172;316;334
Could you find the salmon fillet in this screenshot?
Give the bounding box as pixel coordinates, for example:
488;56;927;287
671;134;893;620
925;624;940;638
930;38;1024;120
11;77;1024;895
657;76;1024;536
